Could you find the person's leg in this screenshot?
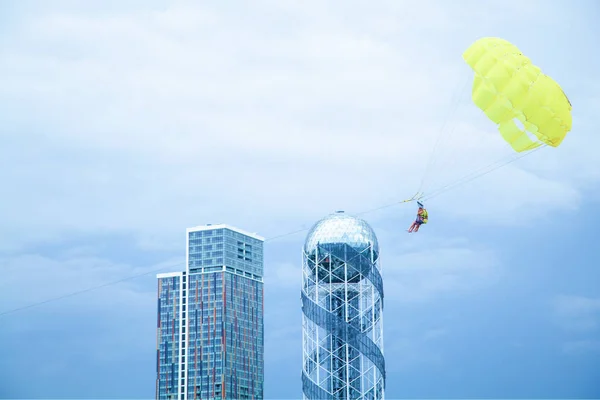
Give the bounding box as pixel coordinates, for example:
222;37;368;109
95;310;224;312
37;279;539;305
408;222;416;232
414;221;422;232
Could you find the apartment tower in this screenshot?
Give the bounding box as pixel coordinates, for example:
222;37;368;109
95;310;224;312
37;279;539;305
156;224;264;399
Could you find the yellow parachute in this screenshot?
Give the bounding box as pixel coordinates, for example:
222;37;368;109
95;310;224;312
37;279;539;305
463;37;572;152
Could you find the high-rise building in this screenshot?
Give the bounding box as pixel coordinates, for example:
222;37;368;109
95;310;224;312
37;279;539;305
156;224;265;400
301;211;385;399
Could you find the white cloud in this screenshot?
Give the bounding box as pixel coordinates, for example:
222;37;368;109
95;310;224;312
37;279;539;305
422;327;449;341
0;0;597;253
0;248;165;396
264;261;302;289
0;252;176;317
553;294;600;333
381;235;501;303
383;324;449;370
264;324;303;364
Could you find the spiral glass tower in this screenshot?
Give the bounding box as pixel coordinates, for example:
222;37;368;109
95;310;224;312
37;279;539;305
301;211;385;400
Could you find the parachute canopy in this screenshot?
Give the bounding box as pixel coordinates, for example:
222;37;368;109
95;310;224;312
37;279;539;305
463;37;572;152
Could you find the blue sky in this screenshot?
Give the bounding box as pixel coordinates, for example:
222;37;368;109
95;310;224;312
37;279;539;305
1;0;599;398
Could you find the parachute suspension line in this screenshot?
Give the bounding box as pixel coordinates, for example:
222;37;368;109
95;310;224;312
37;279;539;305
421;76;473;194
363;142;544;216
421;143;547;202
416;72;472;195
423;143;546;201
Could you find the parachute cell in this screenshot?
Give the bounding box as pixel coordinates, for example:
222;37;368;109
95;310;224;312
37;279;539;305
463;37;572;152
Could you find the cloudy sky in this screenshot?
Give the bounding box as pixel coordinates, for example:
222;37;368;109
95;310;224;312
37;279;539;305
1;0;599;398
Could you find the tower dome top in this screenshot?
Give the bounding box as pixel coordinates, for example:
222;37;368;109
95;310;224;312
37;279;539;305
303;211;379;256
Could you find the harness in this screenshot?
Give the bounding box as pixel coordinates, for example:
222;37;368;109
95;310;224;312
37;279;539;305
421;209;428;224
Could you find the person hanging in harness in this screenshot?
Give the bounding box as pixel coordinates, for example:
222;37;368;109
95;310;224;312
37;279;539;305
408;201;428;233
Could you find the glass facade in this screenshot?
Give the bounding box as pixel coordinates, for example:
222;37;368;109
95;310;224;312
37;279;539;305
157;225;264;400
187;227;263;278
157;274;182;399
301;212;386;400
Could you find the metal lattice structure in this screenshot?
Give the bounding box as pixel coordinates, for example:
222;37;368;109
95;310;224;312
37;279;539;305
301;211;385;400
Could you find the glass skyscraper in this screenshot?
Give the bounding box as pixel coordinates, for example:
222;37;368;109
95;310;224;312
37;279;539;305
301;211;385;399
156;224;264;400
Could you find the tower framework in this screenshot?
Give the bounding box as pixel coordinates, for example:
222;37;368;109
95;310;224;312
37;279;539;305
301;212;385;400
